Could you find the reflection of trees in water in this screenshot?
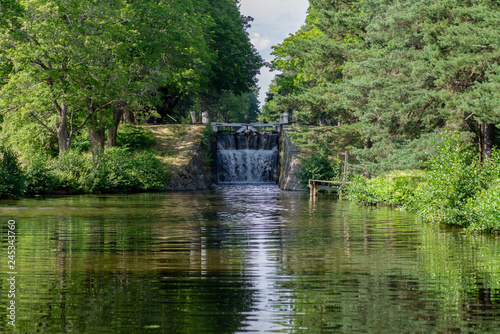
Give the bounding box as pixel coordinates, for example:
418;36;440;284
274;197;500;332
6;191;500;333
12;195;256;333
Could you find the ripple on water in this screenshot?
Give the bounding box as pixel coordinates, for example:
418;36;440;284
1;185;500;333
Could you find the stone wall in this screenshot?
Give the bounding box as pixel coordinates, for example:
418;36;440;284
167;133;213;191
167;126;305;191
279;130;305;191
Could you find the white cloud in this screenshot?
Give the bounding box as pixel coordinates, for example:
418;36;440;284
250;33;271;50
239;0;309;108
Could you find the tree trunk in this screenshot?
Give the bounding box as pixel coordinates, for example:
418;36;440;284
122;108;134;123
364;138;373;149
56;102;71;156
480;123;495;161
107;104;124;147
88;109;106;163
319;113;327;126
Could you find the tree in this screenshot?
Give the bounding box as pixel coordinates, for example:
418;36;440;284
423;0;500;160
204;0;263;96
86;0;213;155
267;0;500;171
195;0;263;118
0;0;215;158
154;0;263;126
462;64;500;159
0;0;134;156
200;90;259;123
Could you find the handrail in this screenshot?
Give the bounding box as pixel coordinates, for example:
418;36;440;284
308;179;351;185
308;179;351;200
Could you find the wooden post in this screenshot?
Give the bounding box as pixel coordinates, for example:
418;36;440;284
340;151;348;200
343;151;348;181
309;180;317;199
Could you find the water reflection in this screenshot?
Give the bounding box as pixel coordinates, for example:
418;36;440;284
0;186;500;333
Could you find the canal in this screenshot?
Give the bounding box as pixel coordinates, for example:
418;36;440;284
1;184;500;333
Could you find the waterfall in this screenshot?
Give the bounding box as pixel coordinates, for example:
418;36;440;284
217;133;279;183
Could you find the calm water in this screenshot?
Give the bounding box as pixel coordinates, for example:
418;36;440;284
1;185;500;333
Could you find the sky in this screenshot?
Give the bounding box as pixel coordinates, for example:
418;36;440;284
239;0;309;109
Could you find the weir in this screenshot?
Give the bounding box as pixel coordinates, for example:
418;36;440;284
216;133;280;184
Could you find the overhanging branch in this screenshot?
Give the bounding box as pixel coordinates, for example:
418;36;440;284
29;111;57;136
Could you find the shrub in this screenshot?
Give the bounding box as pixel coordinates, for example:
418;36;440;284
297;144;343;187
127;150;169;191
24;152;56;196
83;147;168;193
117;125;156;149
51;150;91;193
466;182;500;233
345;173;420;207
412;134;485;226
0;145;25;198
72;131;92;153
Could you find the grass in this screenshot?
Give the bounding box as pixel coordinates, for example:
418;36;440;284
146;124;206;174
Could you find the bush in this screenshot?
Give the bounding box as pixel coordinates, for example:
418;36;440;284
83;147;168;193
345;173;420;207
345;134;500;233
297;144;343;187
117;125;156;149
71;131;92;153
0;145;25;198
24;152;56;196
51;150;91;193
412;134;486;226
466;182;500;233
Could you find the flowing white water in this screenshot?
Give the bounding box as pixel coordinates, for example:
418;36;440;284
217;134;279;183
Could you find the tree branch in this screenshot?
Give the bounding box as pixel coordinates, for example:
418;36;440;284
73;99;117;132
1;106;20;115
95;100;117;113
29;111;57;136
465;113;474;121
31;58;50;70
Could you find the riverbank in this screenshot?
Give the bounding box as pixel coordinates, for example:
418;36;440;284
0;124;210;198
345;136;500;234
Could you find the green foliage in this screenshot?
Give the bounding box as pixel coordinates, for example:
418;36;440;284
84;148;168;194
71;131;92;153
267;0;500;168
0;0;23;30
204;0;263;96
1;0;261;155
346;172;422;207
297;144;343;187
19;147;168;196
467;181;500;233
411;134;492;226
200;124;215;167
346;135;500;233
51;151;92;193
353;131;456;175
23;152;56;196
116;125;156;149
0;113;58;157
200;90;261;123
0;145;25;198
